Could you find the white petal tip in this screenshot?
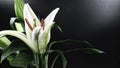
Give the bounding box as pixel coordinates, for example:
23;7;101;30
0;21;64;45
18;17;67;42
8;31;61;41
55;8;60;12
56;8;60;10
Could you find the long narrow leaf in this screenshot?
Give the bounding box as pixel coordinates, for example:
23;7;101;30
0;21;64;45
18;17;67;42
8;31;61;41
1;41;27;62
15;23;24;32
14;0;24;20
79;48;104;54
8;52;33;68
49;50;67;68
53;23;62;32
51;55;59;68
0;37;11;50
64;48;104;54
48;39;93;50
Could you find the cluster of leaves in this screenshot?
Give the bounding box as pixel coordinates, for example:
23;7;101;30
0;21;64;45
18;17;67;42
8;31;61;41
0;0;104;68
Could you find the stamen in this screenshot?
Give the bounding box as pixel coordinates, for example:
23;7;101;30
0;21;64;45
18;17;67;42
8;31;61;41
25;18;33;31
33;19;36;28
41;19;45;30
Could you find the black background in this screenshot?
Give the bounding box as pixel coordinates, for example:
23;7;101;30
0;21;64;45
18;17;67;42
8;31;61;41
0;0;119;68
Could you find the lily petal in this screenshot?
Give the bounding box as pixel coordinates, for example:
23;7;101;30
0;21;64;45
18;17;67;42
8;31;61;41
24;3;40;27
38;29;50;54
38;8;60;54
24;3;40;40
0;30;37;53
32;26;41;52
44;8;60;31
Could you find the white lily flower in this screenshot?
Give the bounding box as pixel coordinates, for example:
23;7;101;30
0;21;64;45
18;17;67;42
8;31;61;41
0;3;59;54
24;3;59;54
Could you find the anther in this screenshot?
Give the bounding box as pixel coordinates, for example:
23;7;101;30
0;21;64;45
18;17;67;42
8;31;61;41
25;18;33;31
41;19;45;30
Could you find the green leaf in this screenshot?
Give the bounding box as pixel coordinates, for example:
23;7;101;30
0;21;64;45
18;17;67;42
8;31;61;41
14;0;24;20
48;39;93;50
1;41;27;62
53;23;62;32
0;37;11;50
8;52;33;68
27;64;36;68
80;48;104;54
50;50;67;68
64;48;104;54
9;17;25;32
15;22;25;32
51;55;59;68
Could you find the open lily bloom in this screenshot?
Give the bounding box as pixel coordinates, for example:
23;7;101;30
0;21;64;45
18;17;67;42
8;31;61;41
0;3;59;54
24;3;59;54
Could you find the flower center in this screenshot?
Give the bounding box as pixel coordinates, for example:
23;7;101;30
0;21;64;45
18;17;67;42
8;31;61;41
25;18;45;31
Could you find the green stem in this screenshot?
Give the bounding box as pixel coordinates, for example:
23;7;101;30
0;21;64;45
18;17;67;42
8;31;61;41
34;54;40;68
34;54;48;68
44;55;48;68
